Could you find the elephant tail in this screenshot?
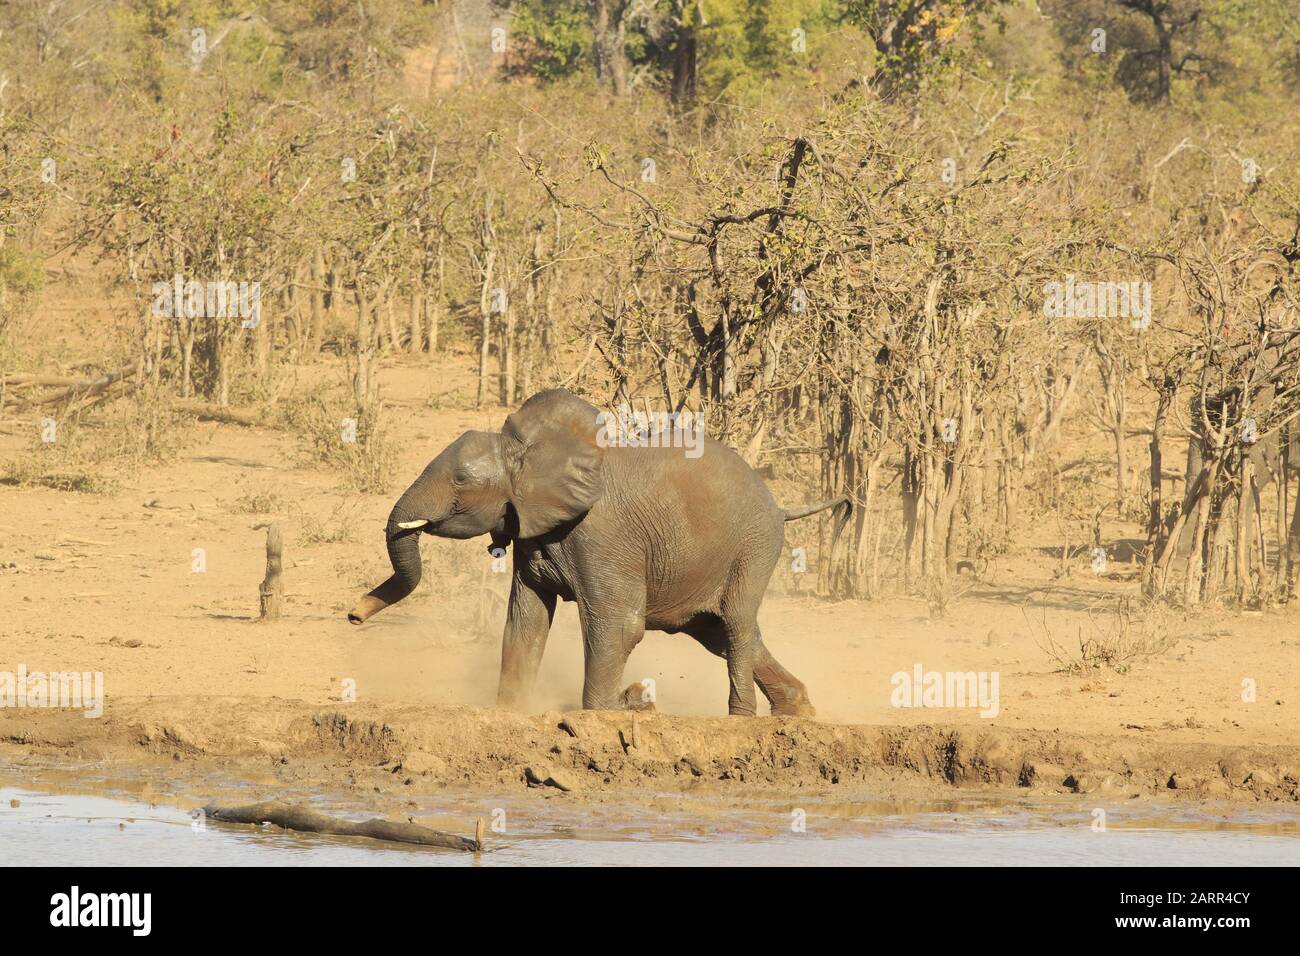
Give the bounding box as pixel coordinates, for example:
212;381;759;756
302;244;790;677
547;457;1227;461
783;495;853;556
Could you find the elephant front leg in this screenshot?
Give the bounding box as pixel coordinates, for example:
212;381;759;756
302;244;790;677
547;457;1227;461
497;575;556;709
578;603;645;711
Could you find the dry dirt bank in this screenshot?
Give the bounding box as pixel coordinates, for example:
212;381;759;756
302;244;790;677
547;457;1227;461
2;697;1298;812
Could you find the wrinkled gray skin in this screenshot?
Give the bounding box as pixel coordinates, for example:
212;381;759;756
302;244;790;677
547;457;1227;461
348;388;847;716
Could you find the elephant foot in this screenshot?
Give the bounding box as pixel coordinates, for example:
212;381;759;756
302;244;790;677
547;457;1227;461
752;641;815;718
496;682;529;711
771;700;816;718
767;684;816;718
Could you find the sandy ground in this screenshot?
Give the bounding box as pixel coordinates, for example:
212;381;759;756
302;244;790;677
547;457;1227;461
2;357;1299;822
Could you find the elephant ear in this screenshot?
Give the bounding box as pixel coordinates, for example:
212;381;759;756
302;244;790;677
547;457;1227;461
502;389;606;539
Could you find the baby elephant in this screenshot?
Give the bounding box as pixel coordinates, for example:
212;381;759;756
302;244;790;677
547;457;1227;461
348;388;849;717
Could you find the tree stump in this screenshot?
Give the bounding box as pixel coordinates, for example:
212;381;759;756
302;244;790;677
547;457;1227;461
259;524;284;620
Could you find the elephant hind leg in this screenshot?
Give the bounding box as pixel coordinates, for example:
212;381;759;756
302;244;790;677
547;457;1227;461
722;621;758;717
753;631;815;718
687;621;814;718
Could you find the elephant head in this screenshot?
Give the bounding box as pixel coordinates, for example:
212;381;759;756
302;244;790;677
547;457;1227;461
347;389;605;624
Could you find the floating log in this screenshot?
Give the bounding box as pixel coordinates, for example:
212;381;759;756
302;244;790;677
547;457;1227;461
202;801;482;851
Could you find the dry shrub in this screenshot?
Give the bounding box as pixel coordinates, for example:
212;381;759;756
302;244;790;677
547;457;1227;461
280;394;397;494
1;389;188;493
295;498;361;546
224;483;286;515
1028;596;1177;674
920;572;976;619
0;245;44;358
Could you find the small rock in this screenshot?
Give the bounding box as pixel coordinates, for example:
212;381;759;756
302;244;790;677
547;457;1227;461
1074;745;1100;766
1204;778;1232;798
545;769;581;793
1218;751;1251;785
1097;774;1128;793
1064;773;1097;794
1245;769;1277;789
676;755;704;777
524;763;579;792
401;752;447;776
981;739;1020;777
524;765;552;787
1020;761;1069;788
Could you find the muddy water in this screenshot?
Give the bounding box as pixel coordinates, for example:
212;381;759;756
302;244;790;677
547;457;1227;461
4;782;1299;866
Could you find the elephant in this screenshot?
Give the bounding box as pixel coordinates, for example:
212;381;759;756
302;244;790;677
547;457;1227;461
347;388;851;716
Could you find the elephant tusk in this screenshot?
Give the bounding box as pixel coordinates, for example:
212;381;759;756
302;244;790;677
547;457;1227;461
395;519;430;530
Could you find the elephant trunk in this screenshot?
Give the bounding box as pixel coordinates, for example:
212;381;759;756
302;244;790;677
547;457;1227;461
347;499;431;625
